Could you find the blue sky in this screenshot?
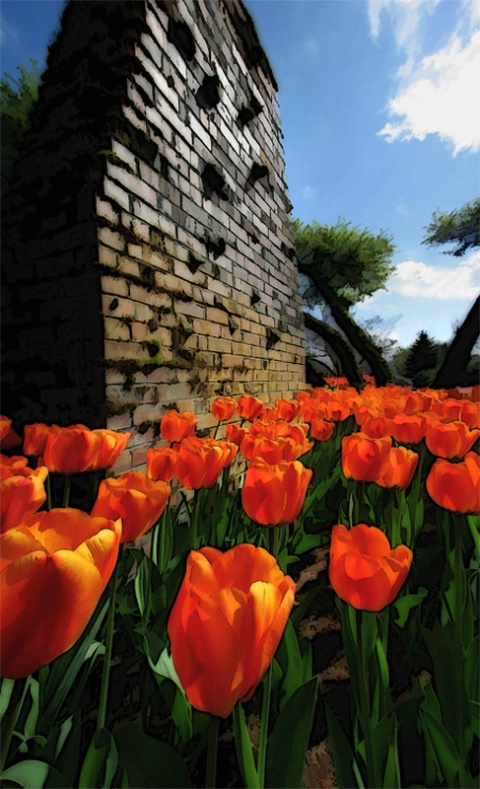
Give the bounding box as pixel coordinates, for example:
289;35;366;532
1;0;479;350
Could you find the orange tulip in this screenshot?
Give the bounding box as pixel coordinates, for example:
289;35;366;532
240;420;312;463
425;420;480;459
225;423;247;447
275;399;299;422
160;409;198;443
241;458;312;526
460;400;480;429
376;446;419;489
43;426;102;474
0;416;22;450
324;377;350;388
168;544;295;717
23;423;60;457
1;455;49;532
211;397;237;421
174;437;237;489
309;418;335;442
92;429;130;469
0;508;121;678
389;414;427;445
237;394;264;421
328;523;413;611
361;414;390;439
426;452;480;514
147;446;178;482
91;472;170;543
341;433;392;482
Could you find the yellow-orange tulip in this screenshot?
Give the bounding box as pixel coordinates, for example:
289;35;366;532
341;433;392;482
1;466;48;532
92;429;130;469
174;437;237;489
0;509;121;678
426;452;480;514
329;523;413;611
241;458;312;525
211;397;237;421
160;410;198;443
91;472;170;543
43;426;102;474
168;544;295;717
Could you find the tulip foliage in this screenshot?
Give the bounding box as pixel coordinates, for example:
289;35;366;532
0;380;478;789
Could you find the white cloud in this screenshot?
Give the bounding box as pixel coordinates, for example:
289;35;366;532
367;0;440;57
298;185;317;200
387;251;480;299
379;31;480;154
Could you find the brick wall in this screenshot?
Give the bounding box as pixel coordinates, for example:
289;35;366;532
1;0;306;472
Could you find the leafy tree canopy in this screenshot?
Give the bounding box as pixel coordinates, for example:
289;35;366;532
292;217;395;307
422;197;480;257
1;59;41;192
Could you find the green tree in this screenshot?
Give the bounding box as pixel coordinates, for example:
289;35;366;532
422;198;479;387
403;331;438;387
423;197;480;257
1;59;41;195
293;218;396;386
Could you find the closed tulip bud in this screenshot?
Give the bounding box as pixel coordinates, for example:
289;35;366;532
91;472;170;543
160;410;198;443
175;437;237;489
425;421;480;459
92;429;130;469
241;458;312;526
376;446;419;489
329;523;413;611
147;446;178;482
211;396;237;421
0;509;122;678
168;544;295;717
237;395;264;421
341;433;392;482
426;452;480;514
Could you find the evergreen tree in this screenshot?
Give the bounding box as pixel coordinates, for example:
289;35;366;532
404;331;438;386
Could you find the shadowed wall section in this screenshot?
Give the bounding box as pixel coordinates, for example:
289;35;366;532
1;0;306;471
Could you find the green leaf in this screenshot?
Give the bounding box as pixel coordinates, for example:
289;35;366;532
265;676;318;789
114;722;191;788
393;587;428;628
275;619;305;709
0;760;72;788
78;728;118;789
324;702;358;789
418;709;460;787
233;703;260;789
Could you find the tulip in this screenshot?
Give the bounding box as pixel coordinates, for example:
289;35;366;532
0;416;22;450
329;523;413;611
309;418;335;442
174;437;237;489
147;446;178;482
376;446;419;489
92;429;130;469
91;472;170;543
1;463;48;532
425;420;480;460
389;414;427;445
241;458;312;526
43;426;102;474
168;544;295;717
225;423;247;447
341;433;392;482
426;452;480;514
23;423;60;457
275;399;299;422
237;395;264;421
211;396;237;421
160;410;198;443
360;414;390;439
0;508;121;678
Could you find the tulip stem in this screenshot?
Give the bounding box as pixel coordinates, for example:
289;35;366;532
257;662;272;789
0;679;24;772
205;715;219;788
96;559;120;731
46;474;52;511
63;474;71;508
358;614;376;788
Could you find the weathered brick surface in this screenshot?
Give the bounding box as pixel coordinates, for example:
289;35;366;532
1;0;306;472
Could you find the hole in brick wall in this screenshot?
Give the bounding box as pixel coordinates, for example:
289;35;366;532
202;164;230;201
204;235;226;260
266;329;281;351
236;94;263;127
167;17;196;61
250;291;261;306
159;155;170;180
144;341;160;358
285;197;294;213
187;253;203;274
228;315;240;335
166;75;175;89
248;232;260;245
148;318;159;333
109;298;119;311
195;74;221;111
246;163;271;192
212;263;221;279
281;242;295;260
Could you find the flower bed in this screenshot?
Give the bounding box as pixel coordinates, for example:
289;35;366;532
0;378;479;788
